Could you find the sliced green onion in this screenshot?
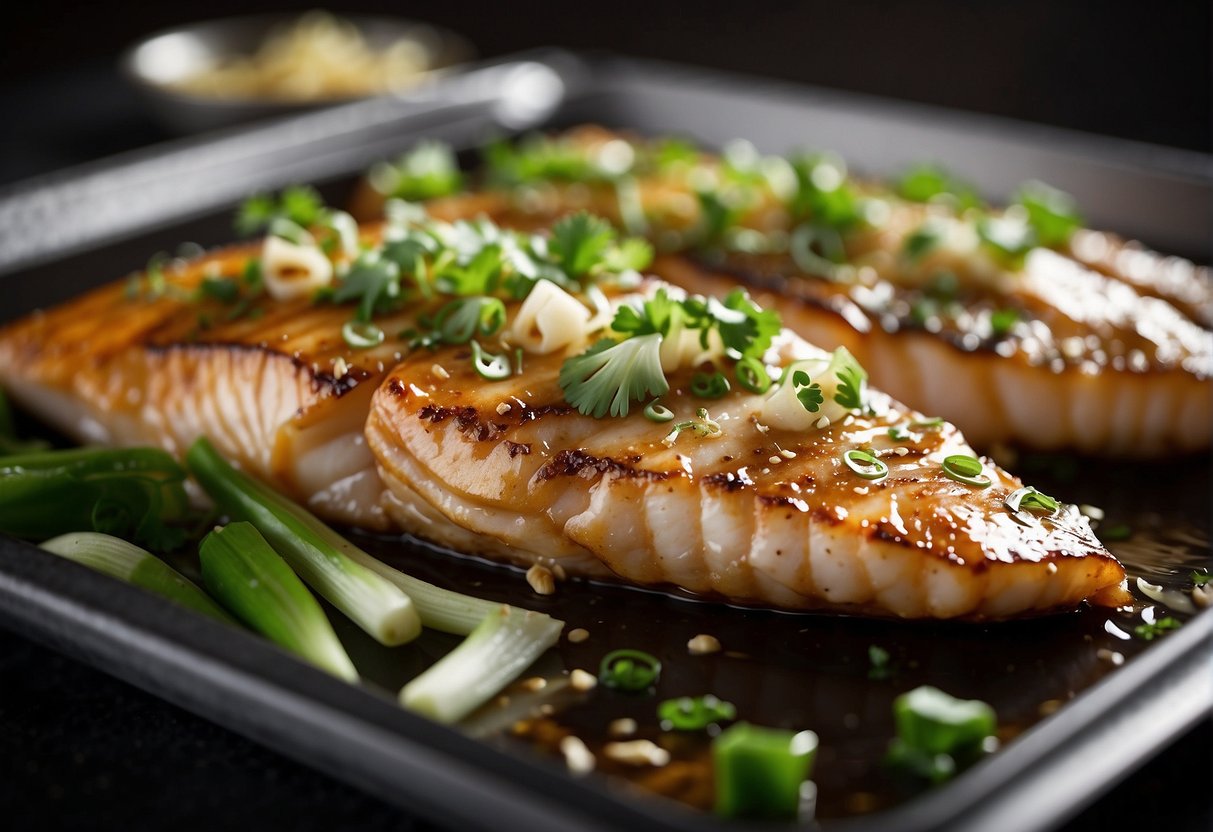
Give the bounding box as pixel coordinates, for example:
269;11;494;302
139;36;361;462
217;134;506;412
0;447;188;548
911;416;944;431
691;371;730;399
887;424;914;442
400;605;563;723
40;532;234;624
713;722;819;819
1004;486;1060;523
942;454;992;488
890;685;996;764
658;695;737;731
735;356;772;394
432;297;507;344
989;308;1020;338
599;648;661;692
470;340;511;380
789;223;845;277
644;399;675;423
200;522;357;681
843;449;889;482
186;438;420;646
341;320;384;349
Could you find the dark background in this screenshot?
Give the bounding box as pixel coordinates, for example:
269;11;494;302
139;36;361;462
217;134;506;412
0;0;1210;185
0;1;1210;830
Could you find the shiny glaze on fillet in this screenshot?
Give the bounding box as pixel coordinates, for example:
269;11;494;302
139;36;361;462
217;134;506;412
359;128;1213;455
365;329;1126;618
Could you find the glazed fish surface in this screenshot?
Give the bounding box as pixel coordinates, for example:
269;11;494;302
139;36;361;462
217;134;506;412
358;127;1213;456
0;203;1128;618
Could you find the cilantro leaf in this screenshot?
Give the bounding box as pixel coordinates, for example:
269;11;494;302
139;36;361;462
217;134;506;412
1015;180;1082;247
716;289;781;359
550;212;616;278
559;334;669;418
1192;570;1211;587
236;185;324;236
332;253;402;321
896;164;980;209
611;288;681;338
831;347;868;410
792;370;824;412
605;237;654;273
371;141;463;201
788;152;862;229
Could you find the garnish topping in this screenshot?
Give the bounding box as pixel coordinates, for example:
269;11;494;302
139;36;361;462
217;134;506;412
886;685;997;784
691;371;730;399
1003;486;1061;523
1134;616;1181;641
1192;570;1212;587
599;649;662;692
658;695;737;731
713;722;819;820
430;297;507;344
469;340;512;381
559;335;668;418
868;645;893;680
369;141;464;201
941;454;993;488
792;370;824;413
663;408;722;446
735;356;773;394
643;399;675;423
843;449;889;482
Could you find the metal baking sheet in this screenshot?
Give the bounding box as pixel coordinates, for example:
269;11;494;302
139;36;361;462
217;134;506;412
0;51;1209;832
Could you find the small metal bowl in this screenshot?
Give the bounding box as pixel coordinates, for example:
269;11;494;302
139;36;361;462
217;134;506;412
122;13;473;134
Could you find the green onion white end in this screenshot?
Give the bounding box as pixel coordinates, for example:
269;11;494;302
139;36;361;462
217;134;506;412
186;438;420;646
400;605;563;724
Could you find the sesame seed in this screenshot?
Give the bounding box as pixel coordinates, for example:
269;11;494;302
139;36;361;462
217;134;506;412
519;677;547;692
780;449;797;459
567;627;590;643
569;669;598;692
815;415;831;429
609;718;638;738
1046;562;1058;574
560;736;596;775
892;447;910;456
603;740;670;767
755;422;770;434
526;564;556;595
768;455;782;465
496;401;512;415
687;634;722;655
431;363;450;380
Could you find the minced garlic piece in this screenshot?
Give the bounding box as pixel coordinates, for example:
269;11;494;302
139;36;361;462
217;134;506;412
560;736;596;775
261;235;333;301
569;669;597;692
603;740;670;767
526;564;555;595
687;634;722;655
608;718;638;738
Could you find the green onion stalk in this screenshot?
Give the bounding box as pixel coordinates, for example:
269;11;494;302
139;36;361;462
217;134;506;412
186;438;420;647
199;522;357;681
0;447;189;547
40;532;234;624
400;605;563;724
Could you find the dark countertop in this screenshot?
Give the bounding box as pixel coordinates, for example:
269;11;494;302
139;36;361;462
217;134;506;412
0;5;1209;828
0;628;1208;831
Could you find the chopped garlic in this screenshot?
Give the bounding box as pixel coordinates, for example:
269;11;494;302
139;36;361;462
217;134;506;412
495;401;512;415
560;736;596;775
526;564;555;595
569;669;598;692
608;718;638;738
508;280;590;354
603;740;670;767
261;235;333;301
567;627;590;643
687;634;722;655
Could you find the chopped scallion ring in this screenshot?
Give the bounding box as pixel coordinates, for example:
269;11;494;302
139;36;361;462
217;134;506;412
342;320;384;349
1004;485;1062;519
691;371;731;399
910;417;944;431
942;454;992;488
470;340;511;380
843;449;889;482
644;399;675;423
599;648;661;692
658;695;737;731
735;357;772;394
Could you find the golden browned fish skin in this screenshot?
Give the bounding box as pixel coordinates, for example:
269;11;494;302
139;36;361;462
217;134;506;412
354;128;1212;456
0;223;1129;619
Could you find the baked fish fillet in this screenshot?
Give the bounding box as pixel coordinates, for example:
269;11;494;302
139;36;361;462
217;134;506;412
361;127;1212;455
0;239;1127;619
